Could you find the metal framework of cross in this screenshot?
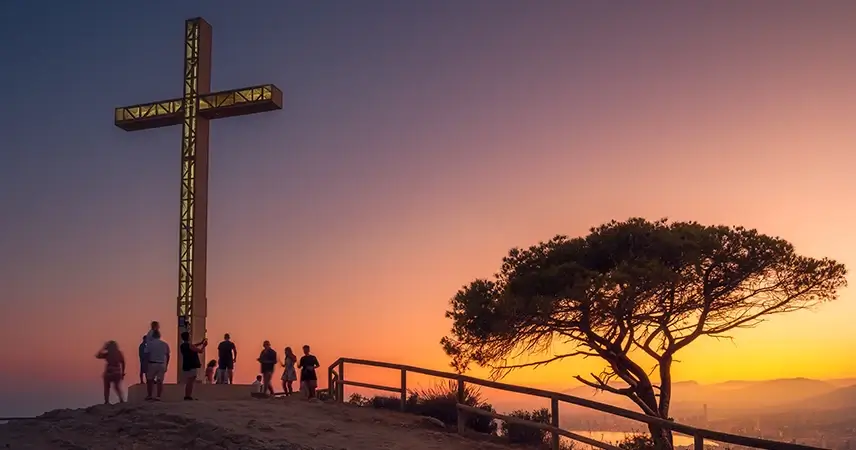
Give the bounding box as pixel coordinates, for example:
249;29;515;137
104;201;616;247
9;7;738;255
114;17;283;380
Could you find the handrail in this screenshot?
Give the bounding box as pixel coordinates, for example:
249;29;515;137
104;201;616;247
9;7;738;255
458;404;622;450
328;357;825;450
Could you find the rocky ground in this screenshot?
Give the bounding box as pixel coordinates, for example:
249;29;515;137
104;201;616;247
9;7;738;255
0;397;514;449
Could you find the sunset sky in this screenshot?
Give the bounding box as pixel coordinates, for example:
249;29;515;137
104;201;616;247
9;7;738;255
1;1;855;416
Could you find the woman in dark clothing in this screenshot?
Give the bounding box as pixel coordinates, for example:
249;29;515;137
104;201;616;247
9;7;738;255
298;344;320;399
96;340;126;404
257;340;277;395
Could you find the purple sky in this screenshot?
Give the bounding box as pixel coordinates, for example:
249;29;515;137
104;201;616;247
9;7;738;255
1;1;855;416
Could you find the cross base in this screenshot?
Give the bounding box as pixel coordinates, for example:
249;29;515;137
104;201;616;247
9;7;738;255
127;382;257;403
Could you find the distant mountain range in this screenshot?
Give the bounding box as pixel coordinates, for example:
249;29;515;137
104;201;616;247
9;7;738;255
558;378;856;416
793;383;856;411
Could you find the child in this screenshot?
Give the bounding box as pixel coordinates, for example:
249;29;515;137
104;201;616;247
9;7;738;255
215;361;229;384
205;360;217;384
251;375;264;393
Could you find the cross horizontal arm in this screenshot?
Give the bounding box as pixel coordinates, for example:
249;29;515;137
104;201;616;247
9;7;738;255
199;84;283;120
115;98;183;131
114;84;283;132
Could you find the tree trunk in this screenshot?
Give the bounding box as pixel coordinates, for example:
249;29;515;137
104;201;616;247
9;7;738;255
609;353;675;450
655;356;674;450
636;378;673;450
647;424;674;450
648;356;675;450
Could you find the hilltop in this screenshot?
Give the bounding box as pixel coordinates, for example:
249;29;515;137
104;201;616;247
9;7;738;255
0;399;512;450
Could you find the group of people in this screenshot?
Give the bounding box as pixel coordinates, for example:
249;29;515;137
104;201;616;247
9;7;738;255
95;320;322;404
248;340;321;398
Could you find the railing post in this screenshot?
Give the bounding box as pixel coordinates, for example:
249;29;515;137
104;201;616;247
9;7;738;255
693;434;704;450
327;365;334;400
337;360;345;403
551;396;560;450
456;378;466;435
400;369;407;412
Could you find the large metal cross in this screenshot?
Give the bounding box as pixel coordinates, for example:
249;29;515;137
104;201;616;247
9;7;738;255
114;17;282;380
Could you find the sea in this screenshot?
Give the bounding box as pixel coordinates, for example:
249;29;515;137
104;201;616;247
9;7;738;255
565;431;715;449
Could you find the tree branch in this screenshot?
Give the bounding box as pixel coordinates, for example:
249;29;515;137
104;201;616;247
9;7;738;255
574;373;658;416
496;351;597;371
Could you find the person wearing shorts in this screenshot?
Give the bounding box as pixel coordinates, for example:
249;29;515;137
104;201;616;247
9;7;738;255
217;333;237;384
96;340;126;404
298;345;320;399
144;330;170;400
257;340;277;396
215;363;228;384
179;331;208;400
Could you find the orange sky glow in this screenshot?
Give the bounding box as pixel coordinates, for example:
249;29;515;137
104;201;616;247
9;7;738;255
1;3;855;412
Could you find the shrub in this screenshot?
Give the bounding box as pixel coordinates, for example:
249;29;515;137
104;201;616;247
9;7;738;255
411;381;497;435
369;395;399;410
348;393;370;406
501;407;552;446
618;434;656;450
371;393;420;412
316;389;332;401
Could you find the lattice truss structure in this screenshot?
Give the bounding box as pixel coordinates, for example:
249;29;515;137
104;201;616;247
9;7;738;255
114;18;282;377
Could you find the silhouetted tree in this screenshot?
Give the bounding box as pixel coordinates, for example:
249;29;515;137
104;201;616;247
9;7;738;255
441;218;846;450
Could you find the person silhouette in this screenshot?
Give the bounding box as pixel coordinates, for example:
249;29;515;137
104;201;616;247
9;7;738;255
298;345;320;399
257;341;277;396
96;340;126;404
144;330;170;401
138;335;148;384
217;333;237;384
145;321;160;341
204;360;217;384
280;346;297;396
179;331;207;400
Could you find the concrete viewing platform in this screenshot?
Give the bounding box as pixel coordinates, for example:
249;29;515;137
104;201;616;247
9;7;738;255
127;382;260;403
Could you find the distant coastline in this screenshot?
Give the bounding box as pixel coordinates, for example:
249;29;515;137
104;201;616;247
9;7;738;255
565;432;710;449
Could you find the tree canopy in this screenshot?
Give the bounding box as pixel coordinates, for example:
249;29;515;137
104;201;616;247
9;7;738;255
441;218;846;447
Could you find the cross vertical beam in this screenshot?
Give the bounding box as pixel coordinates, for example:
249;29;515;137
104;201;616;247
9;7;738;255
177;17;211;380
113;17;283;382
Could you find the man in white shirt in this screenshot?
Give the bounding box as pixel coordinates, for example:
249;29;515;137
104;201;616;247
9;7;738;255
144;329;170;400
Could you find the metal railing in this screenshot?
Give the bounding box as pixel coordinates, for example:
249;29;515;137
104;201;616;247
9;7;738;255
327;357;825;450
